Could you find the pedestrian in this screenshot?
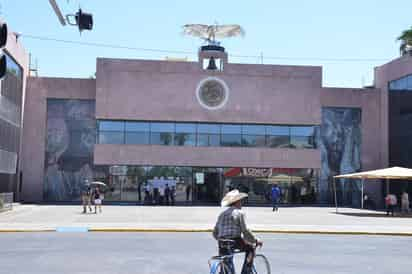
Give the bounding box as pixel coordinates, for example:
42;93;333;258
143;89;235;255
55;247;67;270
363;193;369;209
271;184;281;212
93;187;102;214
401;190;410;213
385;193;397;216
164;184;170;205
81;185;92;213
170;185;176;206
159;186;165;205
144;182;152;204
186;184;191;201
137;182;142;203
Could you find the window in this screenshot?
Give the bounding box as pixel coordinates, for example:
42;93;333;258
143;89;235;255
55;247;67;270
389;74;412;91
125;122;150;144
290;126;316;149
197;124;220;147
98;121;124;144
95;120;319;150
266;126;290;148
150;123;174;145
175;123;196;146
241;125;266;147
221;124;241;146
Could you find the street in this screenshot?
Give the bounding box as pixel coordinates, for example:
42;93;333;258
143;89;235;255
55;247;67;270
0;232;411;274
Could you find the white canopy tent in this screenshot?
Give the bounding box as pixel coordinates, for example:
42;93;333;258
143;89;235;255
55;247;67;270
333;167;412;213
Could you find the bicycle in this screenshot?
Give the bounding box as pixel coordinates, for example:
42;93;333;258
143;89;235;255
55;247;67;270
208;239;271;274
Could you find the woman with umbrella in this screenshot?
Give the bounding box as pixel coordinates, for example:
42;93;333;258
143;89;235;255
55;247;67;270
90;182;106;214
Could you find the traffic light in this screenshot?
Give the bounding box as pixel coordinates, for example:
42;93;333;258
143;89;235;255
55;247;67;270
0;20;7;80
66;9;93;32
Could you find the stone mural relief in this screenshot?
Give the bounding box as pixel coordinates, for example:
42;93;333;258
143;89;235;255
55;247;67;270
320;107;361;206
44;99;96;201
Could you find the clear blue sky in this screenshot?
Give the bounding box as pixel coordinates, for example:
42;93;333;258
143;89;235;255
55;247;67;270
3;0;411;87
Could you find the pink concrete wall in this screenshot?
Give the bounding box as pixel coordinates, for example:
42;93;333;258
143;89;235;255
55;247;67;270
94;144;321;169
21;77;95;202
374;54;412;169
95;58;322;125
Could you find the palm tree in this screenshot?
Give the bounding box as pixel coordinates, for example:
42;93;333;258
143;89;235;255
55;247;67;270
397;27;412;55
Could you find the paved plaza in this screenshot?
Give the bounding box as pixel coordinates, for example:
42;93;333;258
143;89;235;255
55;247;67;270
1;205;412;234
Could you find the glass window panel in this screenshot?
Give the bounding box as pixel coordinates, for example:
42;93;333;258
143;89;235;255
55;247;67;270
266;126;289;136
242;125;265;135
197;134;220;147
99;131;124;144
197;123;220;134
290;126;315;137
175;123;196;133
221;124;241;134
99;121;124;131
150;122;174;132
125;122;149;132
389;74;412;91
242;135;266;147
150;132;173;145
267;136;290;148
174;133;196;146
290;136;315;149
221;134;241;146
125;132;150;144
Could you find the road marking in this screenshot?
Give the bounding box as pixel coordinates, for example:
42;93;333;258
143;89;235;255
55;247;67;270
56;227;88;232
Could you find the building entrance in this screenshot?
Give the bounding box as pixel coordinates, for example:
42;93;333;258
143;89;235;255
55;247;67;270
194;172;221;204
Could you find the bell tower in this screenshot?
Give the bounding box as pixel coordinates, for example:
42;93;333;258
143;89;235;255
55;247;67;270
198;45;228;72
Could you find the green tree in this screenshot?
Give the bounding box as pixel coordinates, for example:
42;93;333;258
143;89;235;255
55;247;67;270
397;26;412;55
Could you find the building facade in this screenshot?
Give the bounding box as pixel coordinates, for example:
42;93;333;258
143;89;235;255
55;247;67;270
0;30;29;199
375;52;412;196
20;49;395;207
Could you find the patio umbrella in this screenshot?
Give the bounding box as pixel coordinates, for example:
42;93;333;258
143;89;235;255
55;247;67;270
89;181;107;187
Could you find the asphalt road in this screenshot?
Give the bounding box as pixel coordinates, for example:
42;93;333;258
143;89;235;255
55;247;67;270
0;232;411;274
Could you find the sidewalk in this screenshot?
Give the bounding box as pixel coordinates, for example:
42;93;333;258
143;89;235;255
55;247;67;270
1;204;412;235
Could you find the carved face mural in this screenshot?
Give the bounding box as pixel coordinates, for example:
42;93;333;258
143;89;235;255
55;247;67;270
320;107;361;206
44;99;96;201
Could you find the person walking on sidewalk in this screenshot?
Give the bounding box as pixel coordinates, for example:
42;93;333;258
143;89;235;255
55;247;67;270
93;187;103;214
401;190;410;213
170;185;176;206
213;189;263;274
271;184;281;212
385;193;397;216
164;184;170;205
81;185;92;213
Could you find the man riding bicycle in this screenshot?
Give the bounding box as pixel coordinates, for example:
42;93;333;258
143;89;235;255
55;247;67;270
213;189;263;274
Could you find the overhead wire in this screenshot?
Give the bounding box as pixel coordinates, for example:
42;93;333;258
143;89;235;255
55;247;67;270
20;33;389;63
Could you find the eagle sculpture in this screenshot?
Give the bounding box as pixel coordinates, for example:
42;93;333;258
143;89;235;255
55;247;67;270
182;24;245;45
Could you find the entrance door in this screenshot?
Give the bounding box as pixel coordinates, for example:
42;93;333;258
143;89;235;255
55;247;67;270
194;172;221;204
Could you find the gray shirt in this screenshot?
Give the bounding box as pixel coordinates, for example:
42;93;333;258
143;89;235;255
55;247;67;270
213;206;258;244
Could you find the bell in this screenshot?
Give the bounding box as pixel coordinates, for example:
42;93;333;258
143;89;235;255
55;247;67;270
207;57;218;70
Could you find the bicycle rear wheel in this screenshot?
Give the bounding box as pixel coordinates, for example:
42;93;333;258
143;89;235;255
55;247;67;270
210;260;232;274
251;254;271;274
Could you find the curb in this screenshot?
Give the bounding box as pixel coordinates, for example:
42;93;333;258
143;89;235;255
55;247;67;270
1;228;412;236
0;229;55;233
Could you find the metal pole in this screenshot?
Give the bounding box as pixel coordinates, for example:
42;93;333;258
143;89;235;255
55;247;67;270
386;178;390;195
361;179;364;209
48;0;67;26
333;177;338;213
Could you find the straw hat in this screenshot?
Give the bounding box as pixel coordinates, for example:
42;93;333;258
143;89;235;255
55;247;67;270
221;189;248;207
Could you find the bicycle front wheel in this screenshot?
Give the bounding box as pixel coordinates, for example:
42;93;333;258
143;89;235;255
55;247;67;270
251;254;271;274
